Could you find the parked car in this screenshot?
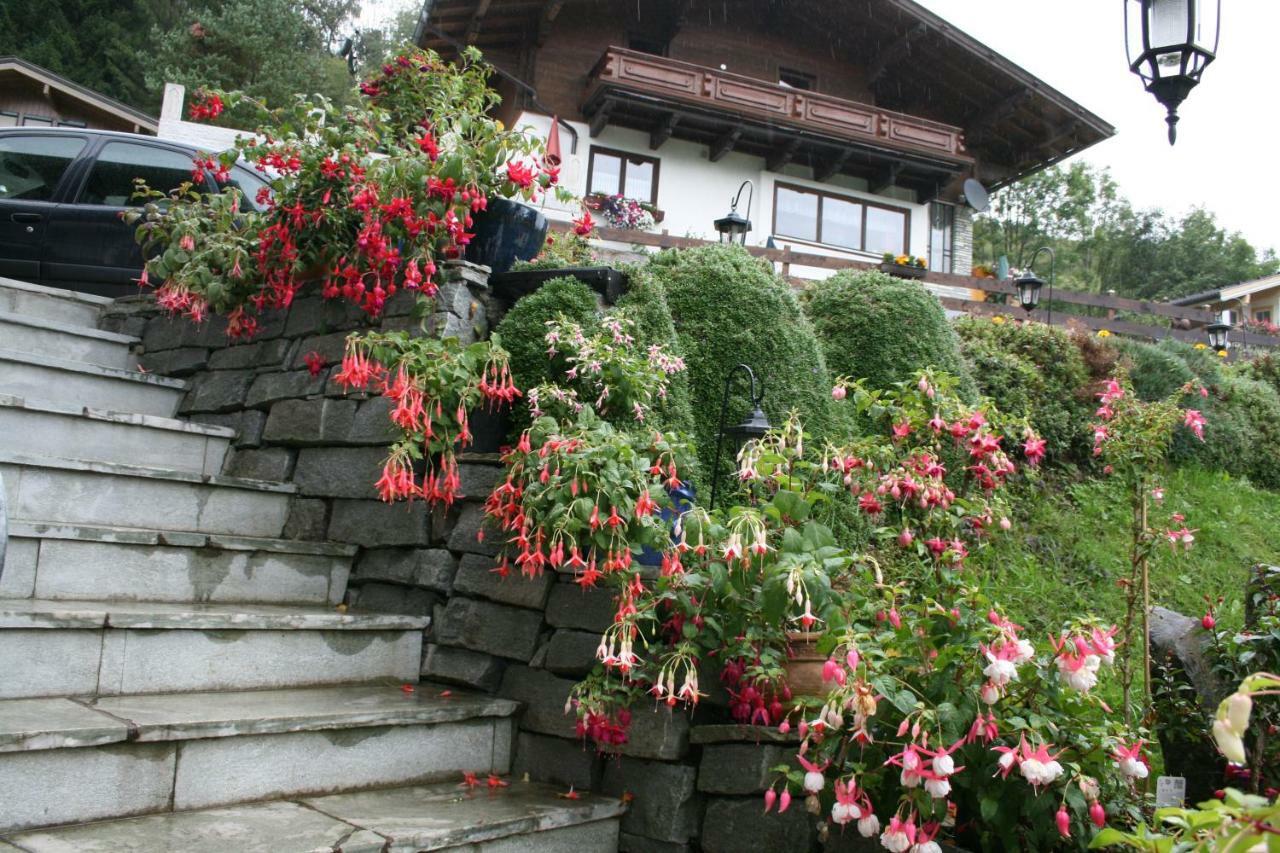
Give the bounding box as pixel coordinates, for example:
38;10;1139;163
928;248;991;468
0;127;268;297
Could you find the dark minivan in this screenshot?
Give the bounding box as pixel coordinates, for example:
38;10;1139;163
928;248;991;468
0;127;268;298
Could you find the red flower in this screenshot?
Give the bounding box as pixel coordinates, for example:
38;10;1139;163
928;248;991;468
506;160;536;189
188;90;224;122
303;351;325;377
572;209;595;237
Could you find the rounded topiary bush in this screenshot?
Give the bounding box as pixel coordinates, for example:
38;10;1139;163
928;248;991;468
647;244;839;486
955;317;1090;464
1114;338;1195;401
804;269;974;396
1171;374;1280;489
493;276;598;396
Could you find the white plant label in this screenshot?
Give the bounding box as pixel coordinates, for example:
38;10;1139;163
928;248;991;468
1155;775;1186;807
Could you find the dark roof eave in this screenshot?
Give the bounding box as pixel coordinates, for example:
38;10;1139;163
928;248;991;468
0;56;158;130
1170;289;1223;307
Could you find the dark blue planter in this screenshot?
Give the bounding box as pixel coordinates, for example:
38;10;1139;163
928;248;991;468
465;198;548;274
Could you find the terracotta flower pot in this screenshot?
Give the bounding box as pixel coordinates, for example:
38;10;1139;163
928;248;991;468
783;631;828;698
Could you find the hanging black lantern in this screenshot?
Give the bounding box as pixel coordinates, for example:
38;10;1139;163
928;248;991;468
1206;317;1232;351
727;404;772;442
709;363;770;509
1015;270;1045;313
714;180;754;245
1125;0;1221;145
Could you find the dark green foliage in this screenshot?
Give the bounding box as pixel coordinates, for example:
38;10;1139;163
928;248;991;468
647;244;839;486
1114;338;1195;401
614;264;697;442
804;269;974;397
955;317;1091;464
1238;352;1280;397
493;276;598;399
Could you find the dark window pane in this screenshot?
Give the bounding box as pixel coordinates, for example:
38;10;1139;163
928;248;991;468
821;197;862;250
624;157;654;202
779;68;815;90
0;112;18;127
775;186;818;241
80;141;195;206
589;151;622;196
20;115;53;127
0;134;85;200
230;166;270;212
929;203;954;272
866;205;907;256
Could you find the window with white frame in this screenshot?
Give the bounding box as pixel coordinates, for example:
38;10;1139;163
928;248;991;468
772;182;909;256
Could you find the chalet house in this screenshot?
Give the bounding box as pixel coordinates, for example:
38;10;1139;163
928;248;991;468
1172;272;1280;333
0;57;157;135
413;0;1113;278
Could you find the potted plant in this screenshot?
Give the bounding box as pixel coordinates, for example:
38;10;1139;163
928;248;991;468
879;251;928;280
489;214;628;304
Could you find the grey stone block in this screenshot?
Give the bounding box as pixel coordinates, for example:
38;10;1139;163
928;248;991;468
544;629;603;677
225;447;296;482
606;705;689;761
284;295;367;338
421;643;506;692
458;462;502;501
352;582;437;617
353;548;458;594
446;503;501;556
700;797;814;853
620;834;692;853
602;757;699;844
245;369;327;409
207;338;292;370
293;446;385;499
100;313;149;337
452;554;553;610
182;369;255;414
262;397;358;446
191;410;268;449
137;347;209;376
436;597;542;662
282;498;328;540
546;582;616;632
698;744;794;794
349;397;399;444
498;665;578;739
328;500;432;547
512;731;602;791
290;331;351;369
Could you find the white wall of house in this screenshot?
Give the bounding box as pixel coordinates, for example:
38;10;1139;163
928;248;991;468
515;110;948;281
157;84;253;151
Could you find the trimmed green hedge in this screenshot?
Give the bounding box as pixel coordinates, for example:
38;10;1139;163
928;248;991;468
647;244;839;488
493;276;598;398
804;269;975;397
955;317;1091;464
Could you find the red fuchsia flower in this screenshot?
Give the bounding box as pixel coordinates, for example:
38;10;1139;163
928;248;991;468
891;421;911;442
187;90;224;121
1113;740;1149;780
416;132;439;160
375;453;418;503
858;493;883;515
778;788;792;813
831;384;847;401
1202;610;1216;630
1055;805;1071;838
1089;801;1107;828
506;160;536;189
1183;408;1207;440
303;351;325;377
333;346;384;390
571;208;595;236
1023;435;1046;466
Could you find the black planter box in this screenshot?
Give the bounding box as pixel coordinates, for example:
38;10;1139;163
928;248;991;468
879;262;927;280
489;266;628;305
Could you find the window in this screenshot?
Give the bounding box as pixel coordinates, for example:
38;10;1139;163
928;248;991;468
628;34;668;56
0;134;86;201
1256;310;1272;324
228;165;271;212
20;115;54;127
778;68;816;90
772;182;909;255
57;120;87;129
587;147;659;205
79;141;196;206
928;203;954;273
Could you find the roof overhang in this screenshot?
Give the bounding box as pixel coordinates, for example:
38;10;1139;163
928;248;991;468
0;56;158;133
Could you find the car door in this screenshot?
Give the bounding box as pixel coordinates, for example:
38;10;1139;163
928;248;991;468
43;137;200;297
0;132;89;283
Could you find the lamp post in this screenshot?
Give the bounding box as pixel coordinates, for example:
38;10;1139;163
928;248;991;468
1125;0;1221;145
709;363;770;510
1206;310;1232;354
1014;246;1056;328
714;180;754;245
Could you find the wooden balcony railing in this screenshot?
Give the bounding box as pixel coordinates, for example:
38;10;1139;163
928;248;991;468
585;47;971;164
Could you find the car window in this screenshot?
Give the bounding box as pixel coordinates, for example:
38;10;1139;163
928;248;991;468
0;135;86;201
79;141;196;206
229;165;270;212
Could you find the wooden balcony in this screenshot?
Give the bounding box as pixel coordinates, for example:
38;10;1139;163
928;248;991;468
583;48;973;198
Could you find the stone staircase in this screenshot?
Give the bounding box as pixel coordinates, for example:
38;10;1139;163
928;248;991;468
0;277;623;852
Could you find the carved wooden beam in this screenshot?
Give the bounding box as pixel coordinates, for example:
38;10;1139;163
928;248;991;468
589;99;614;138
709;126;742;162
464;0;494;44
536;0;565;45
766;137;801;172
814;149;851;183
870;162;903;195
965;88;1032;142
650;113;679;150
867;23;929;85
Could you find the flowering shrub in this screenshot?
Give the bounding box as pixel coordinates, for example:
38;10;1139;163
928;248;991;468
127;45;567;335
585;192;657;230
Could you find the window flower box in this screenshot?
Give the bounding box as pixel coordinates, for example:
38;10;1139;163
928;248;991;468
489;265;628;305
880;253;927;280
584;192;664;230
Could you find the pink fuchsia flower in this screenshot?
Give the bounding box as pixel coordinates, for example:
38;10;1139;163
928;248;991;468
831;384;847;401
897;528;914;548
572;208;595;236
879;814;917;852
763;788;776;813
892;421;911;442
991;743;1019;778
1018;738;1065;789
796;754;828;793
1183;409;1206;440
821;658;847;686
1202;611;1216;630
979;680;1002;705
778;788;792;813
1088;625;1119;664
1113;740;1149;780
857;812;880;838
830;778;862;825
1166;526;1196;552
1089;801;1107;828
927;415;946;433
1152;487;1164;503
1023;436;1046;465
981;642;1020;687
1099;378;1124;405
1056;805;1071;838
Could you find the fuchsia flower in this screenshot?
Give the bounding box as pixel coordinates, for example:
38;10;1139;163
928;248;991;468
1055;805;1071;838
1022;435;1046;465
879;813;917;852
1090;801;1107;828
1113;740;1149;780
505;160;536;188
1183;409;1207;440
796;754;828;793
831;384;847;401
572;209;595;236
1017;738;1065;789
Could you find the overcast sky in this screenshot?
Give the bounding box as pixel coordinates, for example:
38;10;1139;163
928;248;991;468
363;0;1276;255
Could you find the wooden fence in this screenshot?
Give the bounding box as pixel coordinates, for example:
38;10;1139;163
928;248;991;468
549;222;1280;350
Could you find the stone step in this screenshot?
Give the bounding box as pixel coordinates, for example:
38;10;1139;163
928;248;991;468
0;599;426;699
0;310;138;371
0;276;112;330
2;522;354;606
0;685;521;833
0;453;294;538
0;779;624;851
0;348;186;418
0;394;233;477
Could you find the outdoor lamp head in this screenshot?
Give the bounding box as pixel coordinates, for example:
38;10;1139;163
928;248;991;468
714;210;752;244
1015;270;1045;312
1206;319;1231;351
1125;0;1221;144
728;404;772;442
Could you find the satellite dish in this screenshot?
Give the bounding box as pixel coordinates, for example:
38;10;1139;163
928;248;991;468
962;178;990;213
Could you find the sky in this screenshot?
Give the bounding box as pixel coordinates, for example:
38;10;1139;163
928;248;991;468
361;0;1276;256
885;0;1276;255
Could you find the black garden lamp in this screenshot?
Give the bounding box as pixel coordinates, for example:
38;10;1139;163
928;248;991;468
1014;246;1056;326
715;180;754;244
1206;314;1232;352
709;363;770;510
1125;0;1221;145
